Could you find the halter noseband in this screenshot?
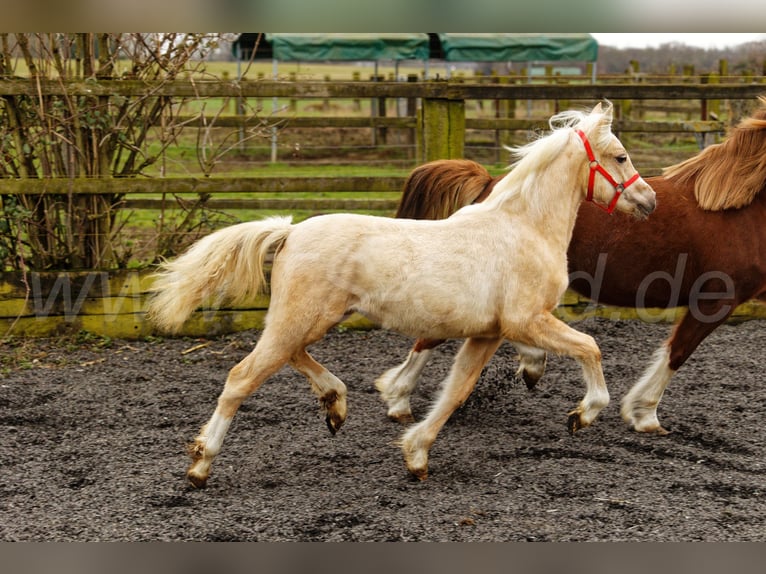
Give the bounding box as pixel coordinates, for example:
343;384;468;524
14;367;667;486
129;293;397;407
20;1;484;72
576;129;641;214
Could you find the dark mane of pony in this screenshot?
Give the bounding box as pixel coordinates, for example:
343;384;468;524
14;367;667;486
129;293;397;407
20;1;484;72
663;95;766;211
395;159;498;220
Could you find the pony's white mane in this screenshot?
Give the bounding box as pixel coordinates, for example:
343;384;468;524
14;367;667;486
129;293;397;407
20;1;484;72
487;102;614;205
509;103;613;171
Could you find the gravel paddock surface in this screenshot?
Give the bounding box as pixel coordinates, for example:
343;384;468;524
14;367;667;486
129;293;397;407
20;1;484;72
1;316;765;541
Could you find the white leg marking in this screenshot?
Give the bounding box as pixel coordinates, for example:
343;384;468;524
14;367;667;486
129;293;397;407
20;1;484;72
400;338;502;479
202;411;234;458
621;345;674;433
375;349;433;420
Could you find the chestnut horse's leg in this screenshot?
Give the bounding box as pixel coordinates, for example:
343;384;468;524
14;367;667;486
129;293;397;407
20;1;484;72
399;337;503;480
377;339;547;422
375;338;445;423
621;303;734;434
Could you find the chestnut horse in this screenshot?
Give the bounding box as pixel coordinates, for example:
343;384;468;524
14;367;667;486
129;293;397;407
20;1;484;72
148;102;655;484
376;96;766;436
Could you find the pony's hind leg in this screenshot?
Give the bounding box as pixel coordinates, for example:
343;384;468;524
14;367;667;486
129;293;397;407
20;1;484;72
375;339;444;423
187;338;292;488
290;348;348;434
399;337;503;480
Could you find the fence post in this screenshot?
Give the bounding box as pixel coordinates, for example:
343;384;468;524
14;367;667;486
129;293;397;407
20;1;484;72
406;74;418;160
370;74;385;146
418;96;465;162
494;75;512;163
352;71;361;111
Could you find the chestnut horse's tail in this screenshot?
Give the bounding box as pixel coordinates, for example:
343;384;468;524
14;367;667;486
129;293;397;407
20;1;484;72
146;216;293;333
395;159;499;220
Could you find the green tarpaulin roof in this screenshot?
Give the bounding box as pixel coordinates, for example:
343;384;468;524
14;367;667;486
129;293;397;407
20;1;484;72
436;33;598;62
234;33;598;63
264;33;431;61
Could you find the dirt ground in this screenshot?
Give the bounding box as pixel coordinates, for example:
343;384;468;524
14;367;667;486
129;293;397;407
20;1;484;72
1;315;765;542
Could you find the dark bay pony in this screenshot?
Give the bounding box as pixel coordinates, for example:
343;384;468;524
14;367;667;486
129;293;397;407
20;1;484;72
376;96;766;435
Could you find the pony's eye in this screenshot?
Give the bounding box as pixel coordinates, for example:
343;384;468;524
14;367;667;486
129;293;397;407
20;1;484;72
616;155;628;164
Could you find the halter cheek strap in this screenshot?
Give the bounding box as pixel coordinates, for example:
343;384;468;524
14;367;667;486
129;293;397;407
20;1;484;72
576;129;641;214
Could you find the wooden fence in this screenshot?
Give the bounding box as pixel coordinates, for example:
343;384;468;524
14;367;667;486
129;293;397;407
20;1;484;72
2;78;764;198
2;269;765;339
2;78;766;338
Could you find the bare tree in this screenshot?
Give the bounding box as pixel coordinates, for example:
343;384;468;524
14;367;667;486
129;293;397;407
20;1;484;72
0;33;263;270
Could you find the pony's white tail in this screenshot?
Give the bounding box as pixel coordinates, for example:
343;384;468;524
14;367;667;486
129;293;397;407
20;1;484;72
146;216;293;333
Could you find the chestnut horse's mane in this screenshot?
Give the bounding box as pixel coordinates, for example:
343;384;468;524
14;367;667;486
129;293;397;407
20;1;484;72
394;159;498;219
663;95;766;211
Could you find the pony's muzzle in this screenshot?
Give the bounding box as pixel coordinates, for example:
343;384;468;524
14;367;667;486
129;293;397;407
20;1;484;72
628;184;657;219
635;196;656;219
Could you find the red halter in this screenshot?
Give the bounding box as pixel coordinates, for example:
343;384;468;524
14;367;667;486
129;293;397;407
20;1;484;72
576;129;641;214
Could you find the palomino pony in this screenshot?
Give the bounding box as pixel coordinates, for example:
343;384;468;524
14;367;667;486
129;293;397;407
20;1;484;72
147;102;655;486
377;95;766;436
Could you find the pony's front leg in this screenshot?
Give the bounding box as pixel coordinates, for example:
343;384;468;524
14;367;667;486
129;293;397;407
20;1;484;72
522;313;610;433
622;304;732;434
620;346;673;434
375;339;444;423
399;337;503;480
187;345;289;488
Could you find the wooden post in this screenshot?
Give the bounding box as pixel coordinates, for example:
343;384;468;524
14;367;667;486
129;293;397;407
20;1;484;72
719;59;728;78
494;75;511;163
418;97;465;163
473;70;484;113
370;74;385;146
322;74;332;111
706;72;720;119
289;72;298;112
255;71;264;111
352;71;361;111
406;74;418;159
378;76;389;144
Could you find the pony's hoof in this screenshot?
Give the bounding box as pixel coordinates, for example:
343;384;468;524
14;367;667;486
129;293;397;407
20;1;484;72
407;465;428;481
521;370;539;391
325;413;344;435
320;391;346;435
567;411;582;435
631;423;671;436
389;412;415;425
187;471;208;489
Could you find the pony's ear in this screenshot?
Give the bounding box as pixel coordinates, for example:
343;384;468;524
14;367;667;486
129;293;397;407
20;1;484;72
597;100;614;126
591;102;603;115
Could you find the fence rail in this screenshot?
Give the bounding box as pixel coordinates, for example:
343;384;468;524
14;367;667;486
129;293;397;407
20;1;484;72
1;79;764;100
0;176;406;195
2;269;765;339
